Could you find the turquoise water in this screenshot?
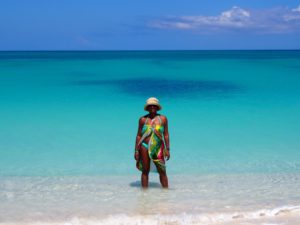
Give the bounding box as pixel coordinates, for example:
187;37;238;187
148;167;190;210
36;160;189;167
1;51;300;224
1;51;300;176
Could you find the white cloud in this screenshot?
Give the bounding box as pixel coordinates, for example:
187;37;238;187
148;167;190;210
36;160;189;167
179;6;251;28
148;6;300;33
284;5;300;22
149;21;193;29
284;14;300;21
219;6;250;25
292;5;300;12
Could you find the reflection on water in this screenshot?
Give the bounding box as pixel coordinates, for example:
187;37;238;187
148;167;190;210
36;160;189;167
129;180;161;188
70;78;243;98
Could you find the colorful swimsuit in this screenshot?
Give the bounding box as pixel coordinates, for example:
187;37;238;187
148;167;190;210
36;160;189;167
137;115;166;173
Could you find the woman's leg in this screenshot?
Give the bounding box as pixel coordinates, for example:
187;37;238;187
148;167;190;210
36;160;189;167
140;144;150;188
156;164;168;188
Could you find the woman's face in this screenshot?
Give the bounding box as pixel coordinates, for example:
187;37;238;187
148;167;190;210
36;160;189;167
147;105;158;114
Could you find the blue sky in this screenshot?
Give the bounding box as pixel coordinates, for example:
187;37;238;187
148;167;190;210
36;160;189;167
1;0;300;50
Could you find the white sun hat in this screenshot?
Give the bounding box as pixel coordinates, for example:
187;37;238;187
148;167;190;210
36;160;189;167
144;97;162;111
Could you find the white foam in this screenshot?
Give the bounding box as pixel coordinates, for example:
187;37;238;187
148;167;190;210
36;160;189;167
1;205;300;225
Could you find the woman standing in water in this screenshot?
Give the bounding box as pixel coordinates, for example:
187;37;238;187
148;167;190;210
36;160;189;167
134;97;170;188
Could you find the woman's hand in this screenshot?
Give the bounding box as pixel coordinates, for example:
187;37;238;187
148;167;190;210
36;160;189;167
164;149;170;160
134;149;140;161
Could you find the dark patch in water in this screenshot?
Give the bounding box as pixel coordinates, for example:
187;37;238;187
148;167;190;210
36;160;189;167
70;78;243;98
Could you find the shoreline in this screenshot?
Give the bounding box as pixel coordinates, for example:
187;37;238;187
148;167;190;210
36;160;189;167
1;206;300;225
1;174;300;224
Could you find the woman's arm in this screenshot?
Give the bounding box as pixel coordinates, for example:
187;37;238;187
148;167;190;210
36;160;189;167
134;117;143;160
163;116;170;160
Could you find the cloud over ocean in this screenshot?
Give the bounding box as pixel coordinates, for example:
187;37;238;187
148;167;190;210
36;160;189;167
148;5;300;34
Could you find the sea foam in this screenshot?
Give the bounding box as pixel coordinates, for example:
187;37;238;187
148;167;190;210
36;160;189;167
1;205;299;225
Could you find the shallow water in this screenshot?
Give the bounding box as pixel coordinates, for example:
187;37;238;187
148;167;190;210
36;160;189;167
1;174;300;224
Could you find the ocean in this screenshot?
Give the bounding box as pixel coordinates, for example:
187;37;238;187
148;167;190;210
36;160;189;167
0;50;300;225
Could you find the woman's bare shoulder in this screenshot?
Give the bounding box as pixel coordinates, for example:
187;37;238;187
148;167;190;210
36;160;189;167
159;114;168;123
139;114;149;123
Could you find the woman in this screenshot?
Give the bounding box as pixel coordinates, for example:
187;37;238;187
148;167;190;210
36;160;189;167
134;97;170;188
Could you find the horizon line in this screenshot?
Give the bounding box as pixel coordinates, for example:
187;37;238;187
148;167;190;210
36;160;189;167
1;49;300;52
